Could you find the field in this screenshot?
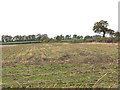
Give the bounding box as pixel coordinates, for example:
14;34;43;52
2;42;118;88
0;38;95;45
0;41;41;45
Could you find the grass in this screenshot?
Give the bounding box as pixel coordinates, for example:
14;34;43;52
0;41;41;45
61;39;84;41
2;42;118;88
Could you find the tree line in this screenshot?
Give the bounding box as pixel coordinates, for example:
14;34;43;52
1;34;82;42
1;34;103;42
2;34;48;42
1;20;120;42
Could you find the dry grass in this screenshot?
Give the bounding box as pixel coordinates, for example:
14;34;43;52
0;45;17;48
2;43;118;88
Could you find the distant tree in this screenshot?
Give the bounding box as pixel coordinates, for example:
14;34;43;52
2;35;5;42
25;36;29;41
60;35;64;40
41;37;49;42
48;38;55;42
19;35;23;41
36;34;41;41
27;35;32;41
13;35;18;41
114;31;120;37
31;35;36;41
69;35;72;39
65;35;71;39
55;35;61;41
92;35;102;39
73;34;77;39
108;29;115;37
14;35;22;41
93;20;115;37
84;35;93;39
76;35;83;39
22;35;27;41
81;36;83;39
2;35;13;42
2;35;7;42
41;34;48;38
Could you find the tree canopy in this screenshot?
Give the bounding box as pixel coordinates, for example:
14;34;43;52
93;20;114;37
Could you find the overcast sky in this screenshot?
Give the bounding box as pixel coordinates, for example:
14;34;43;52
0;0;119;39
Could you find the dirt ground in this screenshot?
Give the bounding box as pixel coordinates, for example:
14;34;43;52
0;42;118;48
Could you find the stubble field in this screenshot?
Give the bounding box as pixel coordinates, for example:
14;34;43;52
2;43;118;88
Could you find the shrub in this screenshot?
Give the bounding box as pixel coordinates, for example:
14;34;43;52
97;37;118;43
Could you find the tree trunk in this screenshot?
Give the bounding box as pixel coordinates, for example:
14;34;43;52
103;31;106;37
